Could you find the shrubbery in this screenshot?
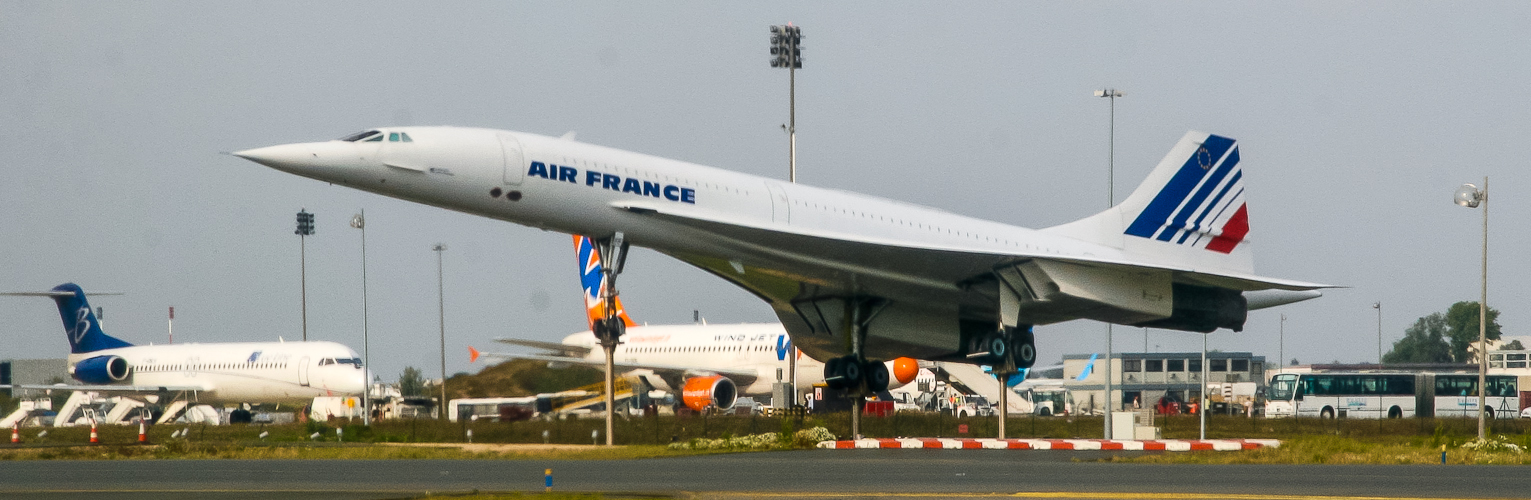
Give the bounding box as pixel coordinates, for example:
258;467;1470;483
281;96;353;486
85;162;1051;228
667;426;837;450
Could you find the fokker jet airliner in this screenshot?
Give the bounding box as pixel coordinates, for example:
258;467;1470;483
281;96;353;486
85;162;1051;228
470;235;919;411
2;284;367;404
236;127;1328;393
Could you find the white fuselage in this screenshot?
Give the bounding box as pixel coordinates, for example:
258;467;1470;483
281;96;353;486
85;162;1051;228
236;127;1323;363
239;127;1110;361
70;341;366;404
560;324;822;395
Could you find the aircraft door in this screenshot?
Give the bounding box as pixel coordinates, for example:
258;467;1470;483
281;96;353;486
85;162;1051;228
499;133;525;185
766;182;790;224
298;357;310;387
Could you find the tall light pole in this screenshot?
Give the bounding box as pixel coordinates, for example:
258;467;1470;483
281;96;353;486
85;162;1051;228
351;211;370;425
770;24;803;183
295;210;315;341
770;24;804;406
1279;314;1286;372
433;243;448;420
1095;88;1123;438
1373;302;1382;364
1453;179;1488;440
1200;332;1208;440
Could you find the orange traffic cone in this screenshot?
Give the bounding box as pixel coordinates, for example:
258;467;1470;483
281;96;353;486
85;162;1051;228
137;420;148;444
11;422;19;444
89;422;99;444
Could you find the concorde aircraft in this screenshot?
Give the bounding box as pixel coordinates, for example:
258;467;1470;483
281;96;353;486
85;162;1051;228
235;127;1327;394
2;284;366;405
470;235;920;411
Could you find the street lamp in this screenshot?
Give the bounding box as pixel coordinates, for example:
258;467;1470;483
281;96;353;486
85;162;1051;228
433;243;448;420
351;211;370;425
1453;179;1488;440
295;210;315;341
769;24;803;183
1095;87;1124;439
1373;302;1382;365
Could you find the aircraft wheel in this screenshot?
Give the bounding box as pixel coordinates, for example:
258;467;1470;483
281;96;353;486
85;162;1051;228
823;357;847;390
840;356;864;387
865;360;890;393
1010;327;1037;369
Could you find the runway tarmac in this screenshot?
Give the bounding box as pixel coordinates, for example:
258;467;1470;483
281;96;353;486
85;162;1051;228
0;449;1521;499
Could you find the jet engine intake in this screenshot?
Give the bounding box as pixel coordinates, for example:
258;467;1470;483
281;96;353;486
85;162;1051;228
1133;283;1247;333
72;355;130;384
681;375;737;412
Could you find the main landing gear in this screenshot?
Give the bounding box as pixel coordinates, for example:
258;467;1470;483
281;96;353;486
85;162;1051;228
967;325;1037;375
968;324;1036;439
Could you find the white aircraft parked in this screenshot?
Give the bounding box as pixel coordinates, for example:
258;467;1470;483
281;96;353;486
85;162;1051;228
470;235;919;411
236;127;1328;395
1;283;366;405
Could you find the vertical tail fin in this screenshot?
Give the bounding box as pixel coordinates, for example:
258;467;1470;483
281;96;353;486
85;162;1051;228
574;235;635;330
1045;131;1253;274
35;284;133;354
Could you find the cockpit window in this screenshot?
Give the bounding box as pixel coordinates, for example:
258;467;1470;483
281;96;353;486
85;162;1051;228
388;132;400;142
364;134;384;142
338;130;383;142
400;132;413;142
320;357;364;368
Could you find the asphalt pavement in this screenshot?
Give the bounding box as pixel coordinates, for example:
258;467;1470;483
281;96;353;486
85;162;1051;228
0;449;1520;500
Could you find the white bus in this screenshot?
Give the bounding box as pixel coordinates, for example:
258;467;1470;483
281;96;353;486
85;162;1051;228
1266;372;1519;419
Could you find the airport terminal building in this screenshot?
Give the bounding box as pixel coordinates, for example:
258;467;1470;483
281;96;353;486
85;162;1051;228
1062;352;1266;414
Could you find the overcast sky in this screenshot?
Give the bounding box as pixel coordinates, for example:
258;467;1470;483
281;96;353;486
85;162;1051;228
4;2;1529;382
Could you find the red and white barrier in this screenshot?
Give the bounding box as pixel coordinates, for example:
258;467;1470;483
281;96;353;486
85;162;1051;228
817;438;1280;451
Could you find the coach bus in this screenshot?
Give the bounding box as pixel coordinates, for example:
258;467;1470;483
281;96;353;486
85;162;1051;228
1265;371;1520;419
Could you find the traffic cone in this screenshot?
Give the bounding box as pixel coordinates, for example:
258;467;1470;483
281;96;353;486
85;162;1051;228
137;420;148;444
11;422;19;444
89;422;99;444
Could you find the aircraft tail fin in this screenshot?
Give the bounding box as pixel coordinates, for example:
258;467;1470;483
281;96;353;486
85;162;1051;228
574;235;635;330
1045;131;1254;275
0;283;134;354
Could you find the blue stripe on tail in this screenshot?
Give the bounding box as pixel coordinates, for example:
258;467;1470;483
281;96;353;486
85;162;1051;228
1124;135;1236;239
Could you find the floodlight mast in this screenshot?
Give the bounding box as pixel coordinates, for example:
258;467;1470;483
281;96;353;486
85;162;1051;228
295;210;315;341
769;23;804;411
1453;179;1488;441
769;24;803;183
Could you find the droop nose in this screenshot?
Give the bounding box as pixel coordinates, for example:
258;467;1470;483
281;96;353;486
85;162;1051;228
233;143;322;172
234;141;365;178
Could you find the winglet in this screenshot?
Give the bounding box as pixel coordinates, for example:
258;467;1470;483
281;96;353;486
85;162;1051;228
468;346;481;363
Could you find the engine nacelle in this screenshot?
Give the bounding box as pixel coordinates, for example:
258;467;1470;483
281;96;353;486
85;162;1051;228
72;355;130;384
1133;284;1247;333
681;375;737;412
887;357;920;389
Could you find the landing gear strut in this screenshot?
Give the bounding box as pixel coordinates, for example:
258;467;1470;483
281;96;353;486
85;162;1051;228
593;232;630;447
967;324;1035;439
818;298;894;440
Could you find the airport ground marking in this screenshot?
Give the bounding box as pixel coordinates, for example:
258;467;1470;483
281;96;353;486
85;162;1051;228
818;438;1279;451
